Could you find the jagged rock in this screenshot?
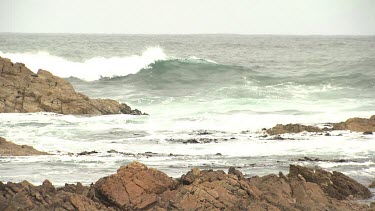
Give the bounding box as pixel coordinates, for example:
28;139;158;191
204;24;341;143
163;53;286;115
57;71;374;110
0;180;114;211
94;161;176;210
0;56;144;115
266;124;323;135
333;115;375;132
0;162;373;211
0;137;49;156
289;165;372;200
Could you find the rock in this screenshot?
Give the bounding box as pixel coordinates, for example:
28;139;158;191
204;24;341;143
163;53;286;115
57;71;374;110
0;162;373;210
289;165;372;200
266;124;323;135
0;56;144;115
0;180;113;211
77;151;98;156
94;161;176;210
333;115;375;132
296;157;349;163
369;181;375;188
0;137;49;156
364;131;373;135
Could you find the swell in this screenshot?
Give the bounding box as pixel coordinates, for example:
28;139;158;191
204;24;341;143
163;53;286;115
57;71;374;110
0;47;168;81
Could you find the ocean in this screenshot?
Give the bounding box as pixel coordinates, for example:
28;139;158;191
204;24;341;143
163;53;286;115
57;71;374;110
0;34;374;187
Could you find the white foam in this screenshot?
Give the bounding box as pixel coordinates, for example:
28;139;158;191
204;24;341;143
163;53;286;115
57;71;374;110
0;47;167;81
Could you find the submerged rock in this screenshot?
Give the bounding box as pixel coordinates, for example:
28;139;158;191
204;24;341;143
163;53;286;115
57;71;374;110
0;162;373;210
333;115;375;132
266;123;323;135
0;56;144;115
0;137;49;156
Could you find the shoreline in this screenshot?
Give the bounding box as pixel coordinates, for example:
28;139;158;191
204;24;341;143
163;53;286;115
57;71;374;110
0;162;374;210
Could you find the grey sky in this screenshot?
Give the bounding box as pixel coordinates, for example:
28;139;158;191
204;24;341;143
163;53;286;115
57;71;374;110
1;0;374;35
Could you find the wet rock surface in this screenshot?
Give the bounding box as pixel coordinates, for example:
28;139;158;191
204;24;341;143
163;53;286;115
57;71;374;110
266;115;375;135
333;115;375;132
0;162;373;211
295;156;350;163
0;56;144;115
266;124;323;135
0;137;49;156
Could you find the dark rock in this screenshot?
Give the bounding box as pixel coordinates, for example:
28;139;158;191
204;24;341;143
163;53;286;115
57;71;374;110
0;56;144;115
363;131;373;135
77;151;98;156
107;149;119;153
296;157;349;163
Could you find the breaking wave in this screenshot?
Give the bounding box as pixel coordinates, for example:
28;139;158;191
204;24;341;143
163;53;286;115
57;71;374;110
0;47;168;81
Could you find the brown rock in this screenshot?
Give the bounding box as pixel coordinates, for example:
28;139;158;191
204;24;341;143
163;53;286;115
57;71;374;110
369;181;375;188
0;162;373;211
0;179;114;211
333;115;375;132
0;56;144;115
94;161;176;210
0;137;49;156
289;165;372;200
266;124;323;135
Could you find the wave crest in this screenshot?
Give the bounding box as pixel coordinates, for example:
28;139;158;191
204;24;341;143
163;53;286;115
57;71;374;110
0;47;167;81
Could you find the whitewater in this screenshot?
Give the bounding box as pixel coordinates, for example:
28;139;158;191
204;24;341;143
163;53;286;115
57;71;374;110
0;34;374;189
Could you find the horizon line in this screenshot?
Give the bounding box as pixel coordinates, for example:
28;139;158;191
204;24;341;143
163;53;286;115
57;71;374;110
1;32;374;36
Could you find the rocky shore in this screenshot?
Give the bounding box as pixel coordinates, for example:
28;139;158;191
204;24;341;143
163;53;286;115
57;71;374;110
266;115;375;135
0;137;49;156
0;162;373;211
0;57;144;115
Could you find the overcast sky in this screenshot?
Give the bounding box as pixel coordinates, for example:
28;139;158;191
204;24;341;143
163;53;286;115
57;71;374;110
1;0;374;35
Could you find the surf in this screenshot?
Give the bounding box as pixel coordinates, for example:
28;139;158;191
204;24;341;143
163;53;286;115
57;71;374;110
0;47;167;81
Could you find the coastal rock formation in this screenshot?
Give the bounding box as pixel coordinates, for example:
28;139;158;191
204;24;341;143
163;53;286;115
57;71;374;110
0;137;49;156
333;115;375;132
94;162;177;210
289;165;372;200
266;123;323;135
0;56;144;115
369;181;375;188
0;162;373;211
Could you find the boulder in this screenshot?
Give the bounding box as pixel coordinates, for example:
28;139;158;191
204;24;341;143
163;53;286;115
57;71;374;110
0;56;144;115
266;124;323;135
333;115;375;132
94;161;176;210
0;137;49;156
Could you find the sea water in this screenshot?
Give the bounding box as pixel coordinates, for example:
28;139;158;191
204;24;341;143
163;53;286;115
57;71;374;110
0;34;374;187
